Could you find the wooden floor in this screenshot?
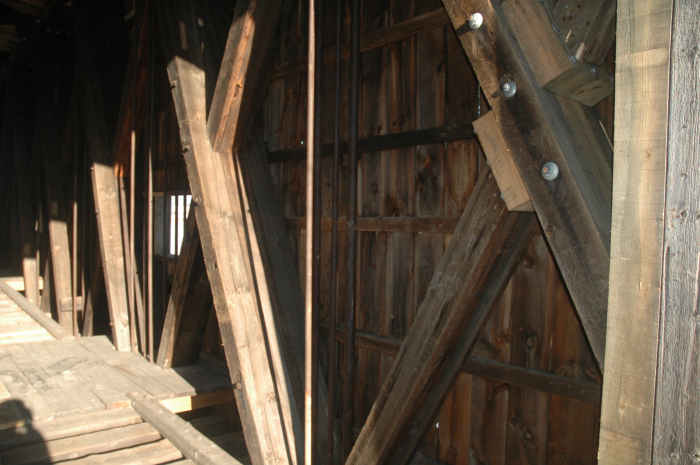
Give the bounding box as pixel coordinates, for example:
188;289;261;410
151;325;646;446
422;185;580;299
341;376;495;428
0;281;248;464
0;336;232;427
0;405;249;464
0;283;52;346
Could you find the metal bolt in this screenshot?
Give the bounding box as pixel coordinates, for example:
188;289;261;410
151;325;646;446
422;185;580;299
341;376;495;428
541;161;560;181
500;78;517;98
468;12;483;30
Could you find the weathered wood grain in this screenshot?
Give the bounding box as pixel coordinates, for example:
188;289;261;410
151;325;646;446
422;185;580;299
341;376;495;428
129;392;245;465
0;279;72;341
598;0;673;464
442;0;610;367
91;164;132;352
168;57;291;465
652;0;699;462
157;211;206;367
473;111;532;211
346;171;523;465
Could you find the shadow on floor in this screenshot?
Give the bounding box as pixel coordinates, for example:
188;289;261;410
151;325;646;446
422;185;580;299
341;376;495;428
0;399;48;464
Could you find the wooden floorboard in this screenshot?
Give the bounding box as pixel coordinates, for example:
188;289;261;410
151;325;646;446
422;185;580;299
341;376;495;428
0;335;232;428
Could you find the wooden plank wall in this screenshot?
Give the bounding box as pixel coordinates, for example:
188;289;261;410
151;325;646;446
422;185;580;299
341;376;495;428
263;1;613;464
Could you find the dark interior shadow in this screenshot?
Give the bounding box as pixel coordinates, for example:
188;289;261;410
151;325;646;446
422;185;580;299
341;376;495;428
0;399;49;464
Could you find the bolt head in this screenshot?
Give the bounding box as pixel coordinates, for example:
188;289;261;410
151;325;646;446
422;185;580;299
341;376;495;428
468;12;483;30
500;79;517;98
541;161;560;181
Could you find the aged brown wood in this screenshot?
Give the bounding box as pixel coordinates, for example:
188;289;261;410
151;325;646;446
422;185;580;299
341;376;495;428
271;7;450;79
597;0;672;463
464;356;600;404
205;0;331;461
238;138;334;463
442;0;610;367
324;297;601;408
156;212;205;367
1;422;161;464
208;0;283;154
601;0;699;463
652;1;699;462
46;181;74;330
75;17;133;352
0;407;142;450
345;171;524;465
90;164;132;352
0;0;44;16
386;212;537;465
473;111;532;211
155;215;213;367
168;57;292;465
550;0;616;65
287;216;459;234
20;246;39;308
128;392;245;465
267;124;475;163
544;63;613;107
0;280;73;341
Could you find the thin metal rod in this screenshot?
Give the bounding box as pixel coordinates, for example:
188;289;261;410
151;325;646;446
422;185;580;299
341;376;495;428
343;0;360;457
71;156;78;337
327;0;342;463
305;0;320;462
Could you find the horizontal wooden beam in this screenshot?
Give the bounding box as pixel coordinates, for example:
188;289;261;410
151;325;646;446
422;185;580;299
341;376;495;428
387;210;538;465
464;356;601;404
271;8;450;79
286;216;458;234
159;389;236;415
323;326;601;403
0;279;73;341
0;276;44;292
268;123;474;162
346;171;526;465
0;0;44;16
128;392;245;465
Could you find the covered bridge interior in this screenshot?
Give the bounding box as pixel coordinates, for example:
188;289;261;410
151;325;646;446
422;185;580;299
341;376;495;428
0;0;696;464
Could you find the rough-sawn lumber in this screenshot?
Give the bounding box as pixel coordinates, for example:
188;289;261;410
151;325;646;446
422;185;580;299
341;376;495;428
346;171;530;465
442;0;611;367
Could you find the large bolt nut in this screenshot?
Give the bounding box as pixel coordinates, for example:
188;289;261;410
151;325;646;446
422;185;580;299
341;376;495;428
500;78;517;98
541;161;560;181
468;12;483;30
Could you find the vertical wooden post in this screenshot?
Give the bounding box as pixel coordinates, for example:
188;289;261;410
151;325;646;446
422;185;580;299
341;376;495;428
91;164;132;352
304;0;320;462
169;57;292;465
46;178;74;330
343;0;361;456
599;0;699;463
72;158;79;336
